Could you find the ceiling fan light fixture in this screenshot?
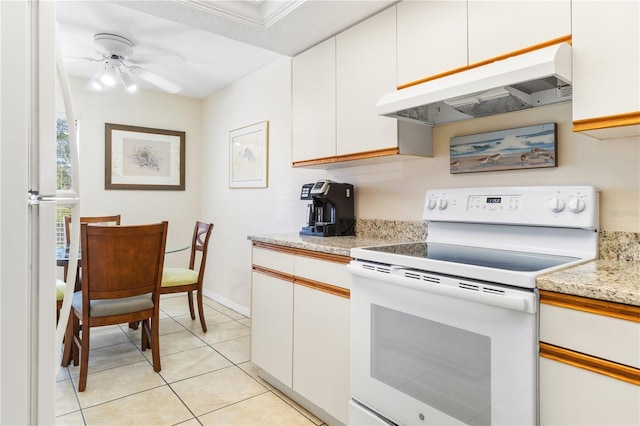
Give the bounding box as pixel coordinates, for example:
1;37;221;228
120;72;137;92
99;66;117;87
90;78;103;91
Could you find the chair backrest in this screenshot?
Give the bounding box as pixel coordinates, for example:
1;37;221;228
80;221;168;301
189;222;214;279
65;214;121;247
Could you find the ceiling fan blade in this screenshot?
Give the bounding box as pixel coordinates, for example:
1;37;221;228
63;56;103;63
129;67;182;94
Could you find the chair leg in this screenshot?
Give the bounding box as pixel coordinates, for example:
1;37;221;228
140;319;152;351
78;317;90;392
61;310;74;366
197;290;207;333
141;319;149;352
187;291;196;320
150;316;161;372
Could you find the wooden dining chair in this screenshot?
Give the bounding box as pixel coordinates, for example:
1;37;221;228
63;221;168;392
161;221;214;332
62;214;121;280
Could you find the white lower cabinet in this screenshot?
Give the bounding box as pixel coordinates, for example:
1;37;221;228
540;357;640;426
251;243;351;425
250;271;293;387
539;291;640;425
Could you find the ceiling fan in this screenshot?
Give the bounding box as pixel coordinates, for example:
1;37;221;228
69;33;183;94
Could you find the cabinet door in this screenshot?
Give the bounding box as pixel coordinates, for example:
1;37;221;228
468;0;571;64
293;284;350;424
251;271;293;387
292;37;336;163
540;303;640;369
540;357;640;425
397;0;467;86
336;6;397;156
572;0;640;125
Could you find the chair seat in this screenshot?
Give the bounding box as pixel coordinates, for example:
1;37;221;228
72;291;153;318
56;279;67;301
162;268;198;287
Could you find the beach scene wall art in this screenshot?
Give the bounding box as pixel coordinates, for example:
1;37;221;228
450;123;557;174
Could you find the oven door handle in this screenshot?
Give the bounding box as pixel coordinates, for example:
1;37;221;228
348;264;536;313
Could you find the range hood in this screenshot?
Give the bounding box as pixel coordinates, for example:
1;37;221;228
377;42;572;126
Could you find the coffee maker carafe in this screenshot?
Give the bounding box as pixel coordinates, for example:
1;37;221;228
300;180;355;237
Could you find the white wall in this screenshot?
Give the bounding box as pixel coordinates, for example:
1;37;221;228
61;76;203;267
202;61;639;314
201;58;326;314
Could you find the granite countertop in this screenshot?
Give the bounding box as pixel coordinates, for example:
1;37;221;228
537;259;640;307
249;229;640;308
247;233;417;257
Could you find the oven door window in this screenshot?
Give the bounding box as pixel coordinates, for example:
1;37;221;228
371;305;491;425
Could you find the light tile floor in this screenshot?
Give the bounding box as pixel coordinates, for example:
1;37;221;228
56;295;325;426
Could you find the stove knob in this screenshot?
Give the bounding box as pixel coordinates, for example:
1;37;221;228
427;198;437;210
438;198;448;210
548;197;565;213
568;197;586;213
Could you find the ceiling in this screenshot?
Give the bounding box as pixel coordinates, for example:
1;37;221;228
56;0;398;99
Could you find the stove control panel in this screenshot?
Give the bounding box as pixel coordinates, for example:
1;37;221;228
467;195;522;212
424;186;598;229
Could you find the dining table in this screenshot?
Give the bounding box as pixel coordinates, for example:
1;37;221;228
56;243;190;287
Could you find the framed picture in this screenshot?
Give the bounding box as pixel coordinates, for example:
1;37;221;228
105;123;185;190
229;121;269;188
449;123;557;174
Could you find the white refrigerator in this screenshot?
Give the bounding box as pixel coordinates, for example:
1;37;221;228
0;1;80;423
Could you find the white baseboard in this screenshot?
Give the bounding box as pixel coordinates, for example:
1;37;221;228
201;288;251;318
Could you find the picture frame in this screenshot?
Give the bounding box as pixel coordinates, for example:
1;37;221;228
449;123;558;174
105;123;185;190
229;121;269;188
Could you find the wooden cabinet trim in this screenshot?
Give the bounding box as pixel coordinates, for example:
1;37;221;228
540;290;640;323
252;265;295;283
294;277;350;299
253;242;351;264
292;147;400;168
294;249;351;265
540;342;640;386
397;35;572;90
573;111;640;132
252;241;299;256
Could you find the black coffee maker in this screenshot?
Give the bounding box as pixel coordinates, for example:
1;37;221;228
300;180;355;237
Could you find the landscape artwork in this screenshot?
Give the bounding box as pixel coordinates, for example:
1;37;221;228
449;123;557;174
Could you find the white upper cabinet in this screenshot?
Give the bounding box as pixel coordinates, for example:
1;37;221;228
571;0;640;140
397;0;467;87
467;0;571;64
336;6;398;156
292;37;336;163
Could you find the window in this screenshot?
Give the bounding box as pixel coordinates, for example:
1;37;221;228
56;116;74;248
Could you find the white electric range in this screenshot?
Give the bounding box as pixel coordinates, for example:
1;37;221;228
348;186;599;426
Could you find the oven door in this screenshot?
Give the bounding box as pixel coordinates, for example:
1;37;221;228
348;261;539;426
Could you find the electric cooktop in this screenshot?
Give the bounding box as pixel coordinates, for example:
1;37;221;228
361;242;580;273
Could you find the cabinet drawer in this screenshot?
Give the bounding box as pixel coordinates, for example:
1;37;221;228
252;246;295;274
294;255;351;290
540;357;640;425
540;303;640;369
